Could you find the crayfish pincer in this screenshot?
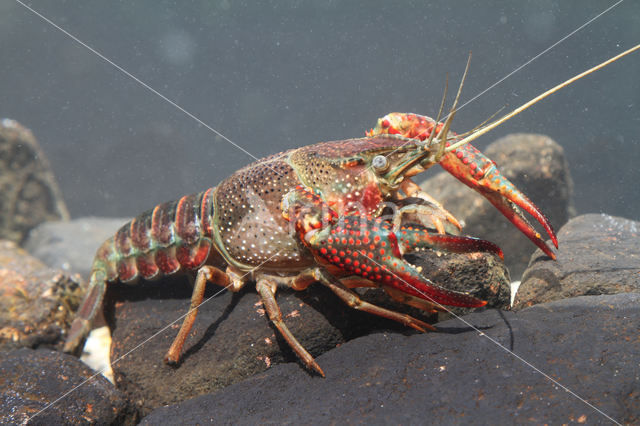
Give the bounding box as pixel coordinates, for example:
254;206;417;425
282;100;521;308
64;45;639;374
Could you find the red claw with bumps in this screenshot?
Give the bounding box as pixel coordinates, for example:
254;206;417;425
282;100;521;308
284;186;500;308
366;113;558;259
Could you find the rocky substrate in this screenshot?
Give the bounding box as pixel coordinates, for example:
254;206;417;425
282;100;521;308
0;119;69;245
140;293;639;425
0;348;135;425
514;214;640;308
0;240;82;352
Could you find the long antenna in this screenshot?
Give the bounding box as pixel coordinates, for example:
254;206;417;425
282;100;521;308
446;43;640;153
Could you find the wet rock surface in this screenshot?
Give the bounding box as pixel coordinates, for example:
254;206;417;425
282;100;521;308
140;293;640;425
0;347;136;425
514;213;640;309
107;247;506;416
0;240;83;351
103;245;506;416
25;217;129;279
0;119;69;245
421;133;573;279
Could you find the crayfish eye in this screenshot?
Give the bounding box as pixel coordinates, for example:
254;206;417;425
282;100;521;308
372;155;389;173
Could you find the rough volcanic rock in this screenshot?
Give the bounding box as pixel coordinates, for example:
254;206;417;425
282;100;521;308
0;119;69;245
0;348;135;425
513;214;639;309
0;240;83;351
107;248;506;416
140;293;640;425
421;133;573;279
25;217;129;279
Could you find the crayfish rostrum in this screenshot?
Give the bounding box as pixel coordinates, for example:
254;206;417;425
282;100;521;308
64;46;639;375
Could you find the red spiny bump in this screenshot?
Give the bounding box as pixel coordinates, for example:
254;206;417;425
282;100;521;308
353;260;360;267
456;151;464;159
348;237;354;244
331;248;337;255
363;237;370;244
341;238;347;244
356;239;361;245
382;119;390;128
345;258;352;264
339;250;345;257
333;256;340;263
355;268;361;274
366;266;372;272
368;252;374;259
374;235;381;243
379;249;385;255
470;162;477;170
320;247;327;255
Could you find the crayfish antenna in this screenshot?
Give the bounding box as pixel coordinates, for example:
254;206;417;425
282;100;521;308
434;52;472;163
446;43;640;153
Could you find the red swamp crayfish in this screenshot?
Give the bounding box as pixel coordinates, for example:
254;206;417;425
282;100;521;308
63;46;639;376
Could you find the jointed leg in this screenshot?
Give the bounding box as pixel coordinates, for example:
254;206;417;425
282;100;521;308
313;268;436;332
256;278;325;377
165;265;231;364
383;286;447;314
396;179;462;234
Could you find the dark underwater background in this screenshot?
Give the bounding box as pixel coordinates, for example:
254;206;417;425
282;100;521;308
1;1;638;221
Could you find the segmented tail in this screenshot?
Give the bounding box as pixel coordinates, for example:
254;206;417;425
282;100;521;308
63;188;219;354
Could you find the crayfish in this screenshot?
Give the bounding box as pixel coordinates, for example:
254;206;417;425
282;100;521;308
64;46;639;376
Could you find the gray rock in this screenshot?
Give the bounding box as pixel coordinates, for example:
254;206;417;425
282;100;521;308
25;217;129;279
421;133;573;279
140;293;640;425
0;119;69;245
0;240;82;351
514;214;640;309
0;347;136;425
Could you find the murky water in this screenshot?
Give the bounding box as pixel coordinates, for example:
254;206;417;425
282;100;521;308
1;1;638;222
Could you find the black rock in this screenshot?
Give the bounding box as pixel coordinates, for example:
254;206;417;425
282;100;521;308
140;293;640;425
107;248;506;416
420;133;573;279
0;348;136;425
514;214;640;309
